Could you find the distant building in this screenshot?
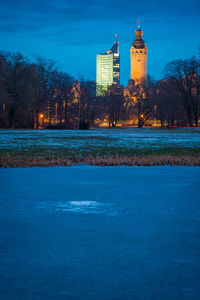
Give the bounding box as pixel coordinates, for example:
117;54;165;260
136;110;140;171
130;24;147;84
96;38;120;96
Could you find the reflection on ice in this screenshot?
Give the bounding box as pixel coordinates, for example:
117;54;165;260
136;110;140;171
55;200;117;215
36;199;118;215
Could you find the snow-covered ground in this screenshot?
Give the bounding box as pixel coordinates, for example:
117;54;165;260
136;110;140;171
0;166;200;299
0;128;200;150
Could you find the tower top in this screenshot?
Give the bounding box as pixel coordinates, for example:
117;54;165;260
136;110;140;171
132;23;146;49
135;27;143;40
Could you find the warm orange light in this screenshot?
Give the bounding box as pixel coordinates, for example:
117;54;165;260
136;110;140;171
140;114;144;118
40;114;44;118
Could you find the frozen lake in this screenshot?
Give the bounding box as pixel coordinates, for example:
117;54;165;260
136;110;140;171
0;128;200;151
0;166;200;299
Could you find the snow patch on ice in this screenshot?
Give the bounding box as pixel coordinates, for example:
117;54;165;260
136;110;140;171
1;128;200;150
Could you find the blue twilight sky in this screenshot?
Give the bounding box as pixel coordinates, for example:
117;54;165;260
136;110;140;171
0;0;199;85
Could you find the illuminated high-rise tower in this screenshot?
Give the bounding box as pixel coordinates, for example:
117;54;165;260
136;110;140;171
130;23;147;84
96;37;120;96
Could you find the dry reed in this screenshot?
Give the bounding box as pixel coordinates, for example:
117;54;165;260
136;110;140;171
1;153;200;168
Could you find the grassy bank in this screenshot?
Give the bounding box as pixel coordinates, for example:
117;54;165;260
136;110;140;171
1;146;200;167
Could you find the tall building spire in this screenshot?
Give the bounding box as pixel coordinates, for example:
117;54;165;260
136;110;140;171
136;20;140;29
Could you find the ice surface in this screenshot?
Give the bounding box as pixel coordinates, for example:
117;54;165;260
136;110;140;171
0;166;200;299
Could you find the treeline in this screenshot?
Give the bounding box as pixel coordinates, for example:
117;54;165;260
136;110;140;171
0;51;95;129
0;50;199;129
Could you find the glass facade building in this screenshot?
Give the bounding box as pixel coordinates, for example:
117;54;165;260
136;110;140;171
96;40;120;96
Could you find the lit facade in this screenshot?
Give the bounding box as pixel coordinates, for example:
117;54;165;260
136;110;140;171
130;25;147;84
96;40;120;96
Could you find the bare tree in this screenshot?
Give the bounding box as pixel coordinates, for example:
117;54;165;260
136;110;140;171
105;84;123;128
152;79;185;127
164;57;200;126
124;77;153;128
